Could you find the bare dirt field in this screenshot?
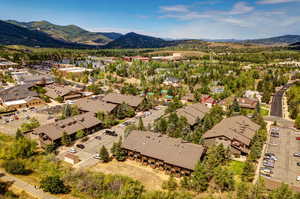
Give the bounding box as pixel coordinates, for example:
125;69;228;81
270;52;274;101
90;159;170;190
147;50;208;56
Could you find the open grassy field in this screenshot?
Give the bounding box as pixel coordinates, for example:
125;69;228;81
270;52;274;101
90;159;169;190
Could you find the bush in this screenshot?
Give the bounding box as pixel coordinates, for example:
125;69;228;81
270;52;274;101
40;176;69;194
2;160;29;175
162;176;178;191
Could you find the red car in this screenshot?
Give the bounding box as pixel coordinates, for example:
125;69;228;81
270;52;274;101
296;137;300;140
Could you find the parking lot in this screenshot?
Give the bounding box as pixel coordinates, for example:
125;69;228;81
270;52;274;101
0;106;57;135
57;106;167;168
261;126;300;186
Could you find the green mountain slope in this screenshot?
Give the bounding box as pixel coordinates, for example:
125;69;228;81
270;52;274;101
104;32;173;49
6;20;122;45
244;35;300;44
0;20;90;48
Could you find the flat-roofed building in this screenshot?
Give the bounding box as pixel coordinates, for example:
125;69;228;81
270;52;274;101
122;130;206;176
15;74;54;85
44;84;83;102
0;84;44;110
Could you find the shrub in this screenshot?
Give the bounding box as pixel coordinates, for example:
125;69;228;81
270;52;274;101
40;176;69;194
2;160;28;175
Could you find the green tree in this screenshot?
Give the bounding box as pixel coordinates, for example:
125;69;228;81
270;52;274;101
45;144;57;154
137;117;145;131
8;138;37;159
185;163;209;193
61;104;73;119
241;160;255;182
99;146;110;162
111;137;126;161
295;114;300;129
2;160;28;175
231;98;241;112
76;130;85;139
61;132;71;146
119;181;144;199
213;166;234;192
15;128;24;140
0;180;8;195
115;103;135;119
40;176;69;194
162;176;178;191
55;96;64;103
269;183;295;199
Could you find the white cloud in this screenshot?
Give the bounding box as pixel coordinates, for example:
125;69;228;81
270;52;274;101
229;2;254;15
160;2;254;21
257;0;300;4
161;7;300;39
160;5;189;13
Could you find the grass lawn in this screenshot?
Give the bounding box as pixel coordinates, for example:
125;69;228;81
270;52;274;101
227;160;246;176
261;108;269;116
90;159;169;190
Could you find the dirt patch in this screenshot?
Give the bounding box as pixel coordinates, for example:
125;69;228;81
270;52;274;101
147;50;207;56
90;160;169;190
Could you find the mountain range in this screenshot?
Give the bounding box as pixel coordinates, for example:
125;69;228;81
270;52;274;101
0;20;91;48
1;19;300;49
6;20;122;45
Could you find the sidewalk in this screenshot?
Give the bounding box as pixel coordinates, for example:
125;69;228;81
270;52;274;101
253;122;272;184
0;170;58;199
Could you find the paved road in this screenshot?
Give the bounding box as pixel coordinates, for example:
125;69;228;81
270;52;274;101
0;171;58;199
270;84;293;118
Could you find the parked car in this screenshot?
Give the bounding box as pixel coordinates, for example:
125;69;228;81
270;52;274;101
76;144;85;149
296;137;300;141
271;132;279;138
95;136;102;140
297;176;300;181
297;162;300;166
144;111;151;116
265;152;275;157
294;152;300;157
93;154;100;159
263;162;274;168
68;148;77;153
104;129;117;136
154;106;161;110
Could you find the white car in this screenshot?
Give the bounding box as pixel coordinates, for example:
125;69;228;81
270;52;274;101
297;176;300;181
68;148;77;153
144;111;151;116
93;154;100;159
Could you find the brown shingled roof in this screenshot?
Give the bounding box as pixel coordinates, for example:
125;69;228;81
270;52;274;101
75;98;117;113
102;93;144;107
0;84;38;102
33;112;101;141
176;103;210;125
122;131;205;170
45;84;79;99
203;115;260;146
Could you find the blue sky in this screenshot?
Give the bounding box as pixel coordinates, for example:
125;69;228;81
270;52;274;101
0;0;300;39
